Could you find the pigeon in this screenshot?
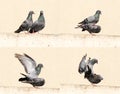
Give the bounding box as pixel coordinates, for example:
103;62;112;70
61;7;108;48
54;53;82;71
78;54;98;74
78;54;87;74
76;23;101;34
29;11;45;33
78;54;103;84
15;11;34;33
15;53;45;87
79;10;101;25
84;65;103;84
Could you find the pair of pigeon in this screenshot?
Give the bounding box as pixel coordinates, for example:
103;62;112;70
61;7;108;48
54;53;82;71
76;10;101;35
78;54;103;84
15;11;45;33
15;53;45;87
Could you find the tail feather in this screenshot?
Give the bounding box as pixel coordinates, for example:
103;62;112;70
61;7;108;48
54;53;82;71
19;77;28;81
15;28;22;33
19;73;29;82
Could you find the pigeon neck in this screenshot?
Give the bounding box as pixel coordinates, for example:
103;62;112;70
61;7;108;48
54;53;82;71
38;14;45;22
36;66;42;75
94;13;100;19
27;13;33;21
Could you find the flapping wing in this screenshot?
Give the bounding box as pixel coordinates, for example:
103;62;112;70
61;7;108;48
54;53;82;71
78;54;87;74
15;53;36;74
87;58;98;74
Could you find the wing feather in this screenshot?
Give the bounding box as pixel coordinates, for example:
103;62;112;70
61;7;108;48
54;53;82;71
15;53;36;74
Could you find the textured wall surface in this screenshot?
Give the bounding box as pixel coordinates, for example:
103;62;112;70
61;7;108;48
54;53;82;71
0;33;120;47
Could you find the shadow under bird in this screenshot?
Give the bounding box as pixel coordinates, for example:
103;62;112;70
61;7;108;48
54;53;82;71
15;11;34;33
78;10;101;25
29;11;45;33
15;53;45;87
78;54;103;84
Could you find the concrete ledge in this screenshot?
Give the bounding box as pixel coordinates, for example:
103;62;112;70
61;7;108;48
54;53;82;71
0;33;120;47
0;84;120;94
60;84;120;94
0;86;59;94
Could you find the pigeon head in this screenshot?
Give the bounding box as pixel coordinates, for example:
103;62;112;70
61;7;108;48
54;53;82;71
35;64;43;75
29;11;35;14
38;64;43;68
96;10;101;15
40;11;44;16
90;58;98;65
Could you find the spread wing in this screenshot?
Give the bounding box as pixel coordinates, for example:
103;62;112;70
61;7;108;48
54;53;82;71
15;53;36;74
78;54;87;74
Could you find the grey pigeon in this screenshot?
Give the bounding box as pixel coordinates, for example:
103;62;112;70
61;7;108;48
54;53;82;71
79;10;101;25
78;54;98;74
76;23;101;34
84;65;103;84
15;53;45;87
29;11;45;33
78;54;87;74
15;11;34;33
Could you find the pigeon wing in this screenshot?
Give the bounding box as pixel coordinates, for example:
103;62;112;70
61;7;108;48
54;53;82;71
87;58;98;74
78;54;87;74
29;21;44;33
15;53;36;74
86;16;96;23
79;15;96;24
20;20;29;29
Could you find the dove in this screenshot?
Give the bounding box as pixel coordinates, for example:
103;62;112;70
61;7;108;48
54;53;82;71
78;54;98;74
84;65;103;84
29;11;45;33
78;54;103;84
79;10;101;25
15;11;34;33
15;53;45;87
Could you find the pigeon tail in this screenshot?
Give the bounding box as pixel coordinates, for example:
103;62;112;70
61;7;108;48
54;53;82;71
15;28;22;33
19;73;30;82
19;77;28;81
